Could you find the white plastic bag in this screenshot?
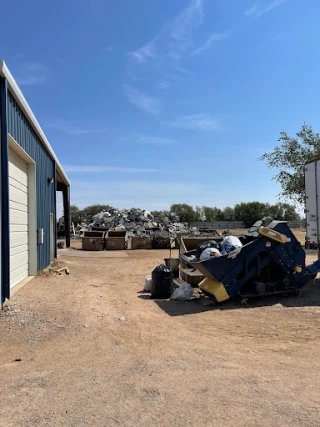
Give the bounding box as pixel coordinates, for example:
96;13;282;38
221;236;242;254
200;248;221;261
143;275;153;292
170;284;194;300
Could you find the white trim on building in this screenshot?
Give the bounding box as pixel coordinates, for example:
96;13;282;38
0;60;70;186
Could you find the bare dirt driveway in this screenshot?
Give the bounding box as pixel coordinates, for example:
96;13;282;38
0;249;320;427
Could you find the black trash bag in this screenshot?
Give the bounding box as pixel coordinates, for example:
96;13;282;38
196;240;220;259
151;264;173;299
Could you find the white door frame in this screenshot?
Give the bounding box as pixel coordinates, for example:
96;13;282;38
8;134;37;277
50;213;55;263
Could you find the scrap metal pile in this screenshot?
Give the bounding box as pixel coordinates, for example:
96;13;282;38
73;208;200;239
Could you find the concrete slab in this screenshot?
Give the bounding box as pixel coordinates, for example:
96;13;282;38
10;276;35;297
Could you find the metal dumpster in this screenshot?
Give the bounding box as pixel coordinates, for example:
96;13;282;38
179;232;223;254
106;230;127;250
152;236;174;249
180;218;320;302
129;236;153;250
82;230;105;251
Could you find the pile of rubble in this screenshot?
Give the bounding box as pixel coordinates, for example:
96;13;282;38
73;208;199;239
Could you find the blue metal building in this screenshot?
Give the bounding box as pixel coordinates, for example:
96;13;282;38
0;61;70;304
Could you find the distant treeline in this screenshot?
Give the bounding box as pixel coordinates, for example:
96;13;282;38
69;202;301;228
152;202;301;227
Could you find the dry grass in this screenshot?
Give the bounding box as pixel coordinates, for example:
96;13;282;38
218;228;306;245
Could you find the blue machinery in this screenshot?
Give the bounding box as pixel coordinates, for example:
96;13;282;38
180;218;320;303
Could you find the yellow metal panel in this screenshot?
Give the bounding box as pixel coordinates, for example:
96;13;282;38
199;277;230;302
258;226;287;244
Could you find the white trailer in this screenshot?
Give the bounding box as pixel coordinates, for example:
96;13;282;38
305;159;320;247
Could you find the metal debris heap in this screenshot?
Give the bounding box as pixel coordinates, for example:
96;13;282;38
73;208;199;239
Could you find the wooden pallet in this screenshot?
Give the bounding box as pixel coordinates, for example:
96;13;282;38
179;267;204;287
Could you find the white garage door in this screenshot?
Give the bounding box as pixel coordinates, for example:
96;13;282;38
9;148;29;288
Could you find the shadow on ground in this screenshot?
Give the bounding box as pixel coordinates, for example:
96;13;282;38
140;282;320;317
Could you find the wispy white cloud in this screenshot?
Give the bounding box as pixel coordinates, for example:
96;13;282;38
191;32;229;56
16;63;50;86
128;0;203;64
127;0;215;89
123;84;162;115
168;0;204;59
70;179;212;210
165;113;221;132
128;40;157;63
118;133;178;146
42;118;99;136
106;46;114;52
244;4;259;16
244;0;287;18
124;1;227;114
132;133;178;146
63;165;160;173
52;55;66;67
158;81;170;90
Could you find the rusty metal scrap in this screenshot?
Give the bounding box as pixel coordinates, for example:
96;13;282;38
73;208;201;239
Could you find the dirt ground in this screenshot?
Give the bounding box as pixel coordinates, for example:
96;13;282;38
0;247;319;427
68;228;307;251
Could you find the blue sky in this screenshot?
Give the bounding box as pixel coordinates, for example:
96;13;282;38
1;0;320;214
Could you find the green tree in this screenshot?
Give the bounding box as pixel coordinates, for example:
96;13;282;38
234;202;269;227
170;204;198;223
195;206;205;221
202;206;216;222
151;210;171;224
266;203;283;220
260;123;320;204
151;210;164;217
273;203;301;221
283;205;301;222
201;207;225;221
233;202;300;226
70;205;83;226
212;208;225;221
81;204;114;222
223;206;235;221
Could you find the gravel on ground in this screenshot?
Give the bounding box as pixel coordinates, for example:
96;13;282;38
0;248;319;427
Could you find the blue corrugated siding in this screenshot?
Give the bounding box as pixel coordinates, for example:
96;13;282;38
7;91;55;271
